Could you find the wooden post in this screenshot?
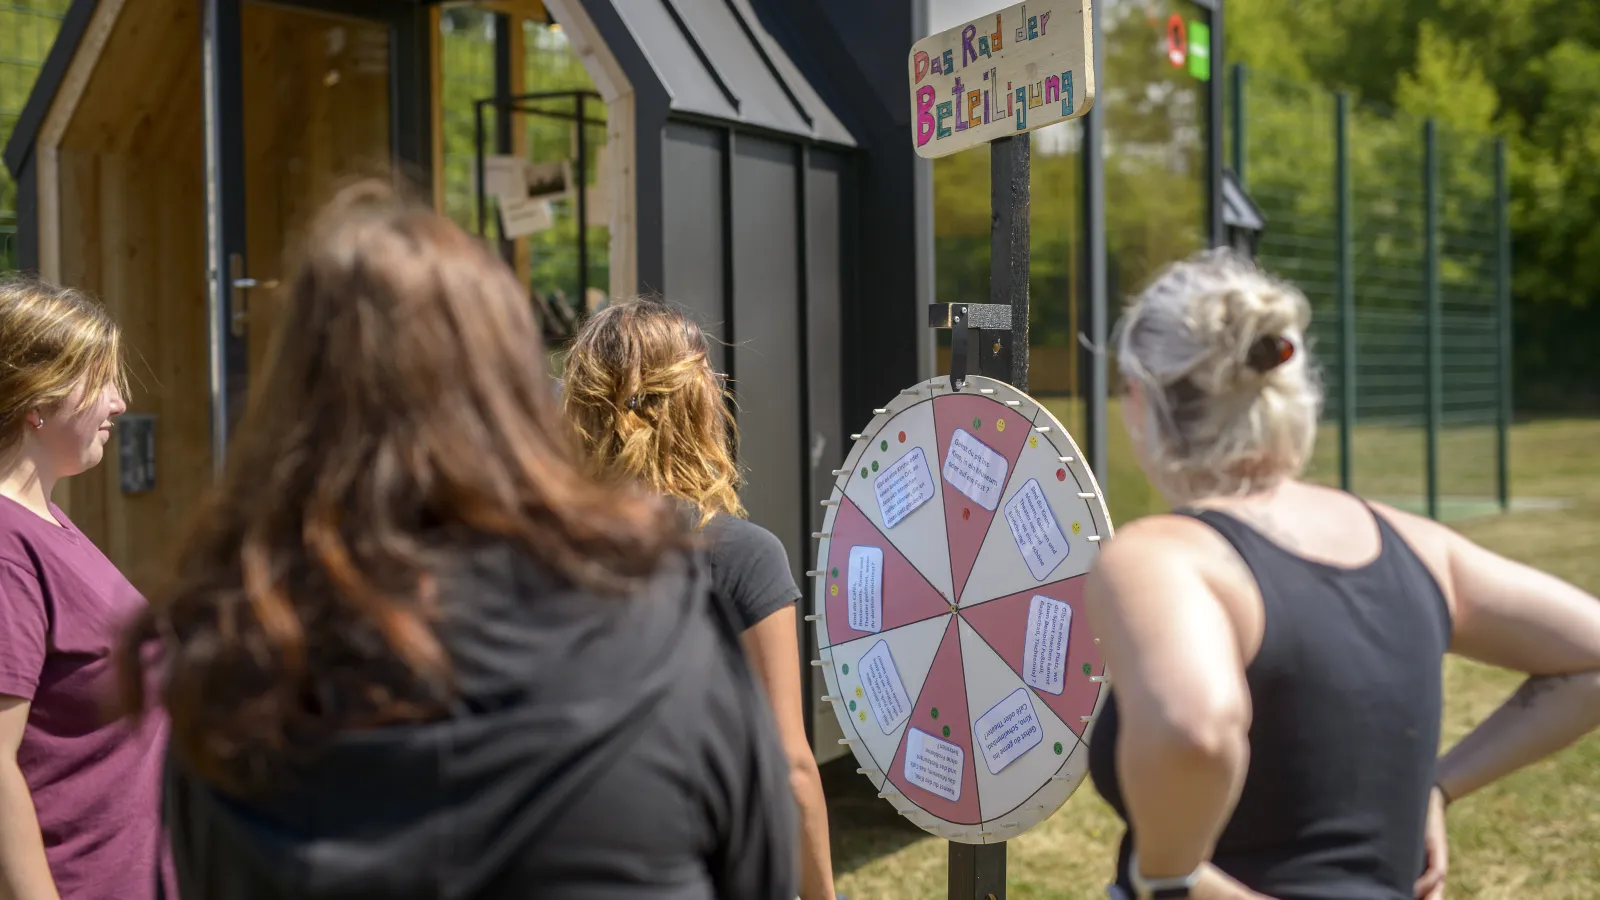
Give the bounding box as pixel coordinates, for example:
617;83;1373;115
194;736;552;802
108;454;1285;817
948;129;1030;900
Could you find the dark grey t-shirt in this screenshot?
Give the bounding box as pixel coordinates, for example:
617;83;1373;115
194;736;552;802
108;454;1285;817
698;513;802;631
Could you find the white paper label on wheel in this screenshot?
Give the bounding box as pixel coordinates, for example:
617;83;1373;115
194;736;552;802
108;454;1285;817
1022;594;1072;695
859;639;913;734
904;726;964;801
974;687;1044;775
847;546;884;633
1004;478;1071;581
874;446;937;529
943;428;1009;511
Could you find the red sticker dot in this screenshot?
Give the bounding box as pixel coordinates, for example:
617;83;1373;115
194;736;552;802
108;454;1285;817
962;507;971;521
1056;468;1067;481
898;431;906;443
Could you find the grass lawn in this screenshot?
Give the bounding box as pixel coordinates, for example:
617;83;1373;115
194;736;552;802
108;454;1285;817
828;415;1600;899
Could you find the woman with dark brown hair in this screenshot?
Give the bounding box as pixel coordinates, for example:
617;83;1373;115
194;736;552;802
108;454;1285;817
116;182;797;900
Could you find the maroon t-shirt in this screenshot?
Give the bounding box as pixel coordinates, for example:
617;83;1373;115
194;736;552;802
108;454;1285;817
0;496;168;900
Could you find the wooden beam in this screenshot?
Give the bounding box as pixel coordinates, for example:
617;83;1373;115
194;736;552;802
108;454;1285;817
441;0;545;21
544;0;633;297
429;4;445;213
36;0;130;286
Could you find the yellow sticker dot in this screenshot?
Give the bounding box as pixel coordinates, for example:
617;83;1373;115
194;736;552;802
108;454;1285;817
1071;521;1082;535
829;583;839;596
996;418;1007;432
855;686;863;698
858;710;867;722
1029;435;1039;449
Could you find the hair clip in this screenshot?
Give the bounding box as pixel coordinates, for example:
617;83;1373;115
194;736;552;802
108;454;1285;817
1246;335;1295;373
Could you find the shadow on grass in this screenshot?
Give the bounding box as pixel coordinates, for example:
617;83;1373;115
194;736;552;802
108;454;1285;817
822;755;933;877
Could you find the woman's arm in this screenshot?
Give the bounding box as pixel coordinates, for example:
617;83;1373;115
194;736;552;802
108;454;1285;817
1424;528;1600;804
1085;518;1256;897
0;696;59;900
742;606;835;900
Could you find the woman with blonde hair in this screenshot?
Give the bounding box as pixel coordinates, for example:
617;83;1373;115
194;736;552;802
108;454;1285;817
0;276;167;900
116;184;797;900
563;298;837;900
1086;248;1600;900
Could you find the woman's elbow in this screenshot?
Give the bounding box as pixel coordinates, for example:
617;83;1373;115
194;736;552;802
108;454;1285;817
1126;692;1250;770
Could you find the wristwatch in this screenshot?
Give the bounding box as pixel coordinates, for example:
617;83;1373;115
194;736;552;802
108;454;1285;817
1128;851;1201;899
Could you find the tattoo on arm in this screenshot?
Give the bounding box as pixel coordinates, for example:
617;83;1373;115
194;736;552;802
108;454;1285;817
1510;674;1575;710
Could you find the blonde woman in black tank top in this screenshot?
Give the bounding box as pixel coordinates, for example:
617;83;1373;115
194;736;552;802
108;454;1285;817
1083;249;1600;900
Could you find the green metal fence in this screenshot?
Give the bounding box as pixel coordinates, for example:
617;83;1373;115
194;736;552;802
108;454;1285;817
1230;64;1511;522
1;0;70;273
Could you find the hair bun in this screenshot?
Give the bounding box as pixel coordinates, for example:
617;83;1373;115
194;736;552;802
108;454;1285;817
1245;334;1294;373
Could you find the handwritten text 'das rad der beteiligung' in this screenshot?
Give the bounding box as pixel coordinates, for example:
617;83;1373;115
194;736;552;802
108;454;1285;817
907;0;1096;159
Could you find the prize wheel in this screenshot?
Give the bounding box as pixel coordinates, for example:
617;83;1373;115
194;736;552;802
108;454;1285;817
812;375;1114;844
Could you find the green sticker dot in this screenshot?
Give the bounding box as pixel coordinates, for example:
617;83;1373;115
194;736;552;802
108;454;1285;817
942;725;951;738
880;439;888;452
1082;663;1092;675
859;467;868;479
841;663;849;675
973;416;983;430
930;707;940;720
849;700;857;712
871;460;879;472
831;567;839;578
1054;741;1064;755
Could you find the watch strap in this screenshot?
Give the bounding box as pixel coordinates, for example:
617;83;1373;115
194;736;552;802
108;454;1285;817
1127;851;1201;899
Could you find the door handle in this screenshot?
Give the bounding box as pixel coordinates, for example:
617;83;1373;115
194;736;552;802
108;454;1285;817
228;253;279;338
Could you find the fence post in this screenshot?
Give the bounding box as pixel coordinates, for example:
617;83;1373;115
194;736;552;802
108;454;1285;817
1495;136;1512;511
1336;93;1355;493
1231;64;1247;184
1423;120;1441;520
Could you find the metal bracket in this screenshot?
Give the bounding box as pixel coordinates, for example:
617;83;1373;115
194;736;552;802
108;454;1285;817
928;303;1014;391
228;253;279;338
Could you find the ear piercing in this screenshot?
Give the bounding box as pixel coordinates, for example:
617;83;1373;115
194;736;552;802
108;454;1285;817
33;419;43;429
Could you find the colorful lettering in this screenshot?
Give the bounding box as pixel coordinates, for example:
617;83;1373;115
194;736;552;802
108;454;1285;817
1028;81;1043;109
1061;71;1074;116
1039;11;1051;34
937;101;953;139
931;54;943;75
1028;16;1038;39
1006;82;1014;118
967;90;982;127
990;14;1004;52
916;84;937;146
1045;75;1060;105
978;35;991;58
1014;87;1027;130
942;49;954;73
961;25;978;67
983;88;991;123
914;50;930;84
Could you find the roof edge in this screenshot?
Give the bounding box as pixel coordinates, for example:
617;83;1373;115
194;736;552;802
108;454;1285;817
3;0;101;178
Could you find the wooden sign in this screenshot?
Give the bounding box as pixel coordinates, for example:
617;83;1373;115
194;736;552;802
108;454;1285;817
908;0;1095;159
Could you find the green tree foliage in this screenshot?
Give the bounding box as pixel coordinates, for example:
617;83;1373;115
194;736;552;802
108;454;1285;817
1;0;72;269
1227;0;1600;410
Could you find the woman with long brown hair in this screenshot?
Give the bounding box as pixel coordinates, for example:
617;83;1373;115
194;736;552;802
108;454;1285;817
116;183;797;900
563;299;836;900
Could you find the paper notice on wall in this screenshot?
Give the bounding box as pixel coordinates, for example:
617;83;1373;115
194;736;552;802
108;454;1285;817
847;546;884;633
904;727;964;802
525;160;572;202
1022;594;1072;695
974;687;1043;775
859;640;912;734
483;155;527;199
500;197;554;239
874;446;937;529
1004;478;1070;582
943;428;1009;511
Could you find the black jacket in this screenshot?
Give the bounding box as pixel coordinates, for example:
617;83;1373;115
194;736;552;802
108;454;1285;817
161;542;797;900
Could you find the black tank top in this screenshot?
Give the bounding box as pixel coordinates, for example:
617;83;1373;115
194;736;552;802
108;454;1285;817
1087;506;1452;900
